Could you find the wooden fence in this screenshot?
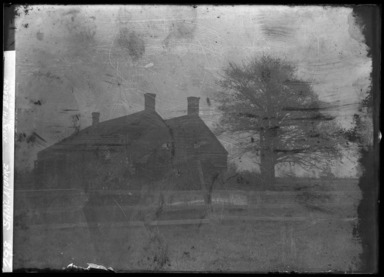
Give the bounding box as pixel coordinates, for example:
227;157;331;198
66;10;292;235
14;188;360;229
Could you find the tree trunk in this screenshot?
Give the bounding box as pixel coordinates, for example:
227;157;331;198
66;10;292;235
260;149;276;188
260;128;277;188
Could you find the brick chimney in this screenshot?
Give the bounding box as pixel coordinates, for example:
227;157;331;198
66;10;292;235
187;97;200;116
144;93;156;111
92;112;100;127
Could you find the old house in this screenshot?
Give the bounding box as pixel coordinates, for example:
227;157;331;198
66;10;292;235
34;94;228;192
33;93;229;251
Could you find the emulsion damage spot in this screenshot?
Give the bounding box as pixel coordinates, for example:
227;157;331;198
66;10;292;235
36;31;44;41
117;28;146;61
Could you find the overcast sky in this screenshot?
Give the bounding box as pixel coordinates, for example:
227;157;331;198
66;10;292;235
14;5;372;176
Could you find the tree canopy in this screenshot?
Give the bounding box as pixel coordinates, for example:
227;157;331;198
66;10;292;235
216;55;346;185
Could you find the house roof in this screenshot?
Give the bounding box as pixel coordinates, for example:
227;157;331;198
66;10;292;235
165;115;228;155
38;110;228;163
38;110;171;157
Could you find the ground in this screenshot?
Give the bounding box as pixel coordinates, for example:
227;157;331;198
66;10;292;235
13;178;362;272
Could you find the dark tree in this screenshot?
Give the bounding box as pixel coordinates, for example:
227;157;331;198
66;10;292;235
216;55;345;186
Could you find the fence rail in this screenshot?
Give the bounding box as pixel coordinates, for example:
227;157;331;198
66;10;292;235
26;215;358;230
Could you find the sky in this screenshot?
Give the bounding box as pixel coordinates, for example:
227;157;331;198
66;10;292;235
14;5;372;176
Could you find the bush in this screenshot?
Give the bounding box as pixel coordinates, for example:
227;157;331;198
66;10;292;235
222;164;264;190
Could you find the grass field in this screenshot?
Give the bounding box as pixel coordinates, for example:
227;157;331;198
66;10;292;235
13;178;362;272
